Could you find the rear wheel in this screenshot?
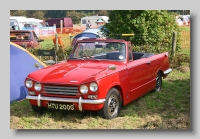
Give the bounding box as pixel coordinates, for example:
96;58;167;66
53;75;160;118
98;88;121;119
31;105;43;114
154;72;162;92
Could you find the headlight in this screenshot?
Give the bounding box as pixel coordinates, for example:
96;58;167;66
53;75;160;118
34;82;42;91
25;79;33;88
89;82;98;92
80;85;88;94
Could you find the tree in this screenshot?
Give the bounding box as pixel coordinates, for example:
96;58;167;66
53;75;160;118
97;10;108;16
66;11;82;24
10;10;27;17
31;11;45;20
169;10;190;15
105;10;181;53
44;10;67;19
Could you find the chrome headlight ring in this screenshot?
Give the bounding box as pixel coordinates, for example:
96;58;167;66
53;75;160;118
34;82;42;91
25;79;33;88
80;85;88;94
89;82;98;92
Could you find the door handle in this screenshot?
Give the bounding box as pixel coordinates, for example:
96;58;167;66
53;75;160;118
146;61;151;64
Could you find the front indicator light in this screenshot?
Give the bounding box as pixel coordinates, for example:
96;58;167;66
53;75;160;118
28;91;36;95
88;95;97;99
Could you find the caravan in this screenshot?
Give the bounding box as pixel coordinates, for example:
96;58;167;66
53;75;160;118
10;16;29;30
81;16;109;29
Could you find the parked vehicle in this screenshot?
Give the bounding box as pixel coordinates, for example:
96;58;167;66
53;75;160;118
71;28;106;46
81;16;109;28
25;36;172;119
10;30;44;49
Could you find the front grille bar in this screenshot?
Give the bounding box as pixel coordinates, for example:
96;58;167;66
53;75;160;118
43;85;78;96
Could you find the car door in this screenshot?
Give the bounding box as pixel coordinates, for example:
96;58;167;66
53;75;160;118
126;55;157;100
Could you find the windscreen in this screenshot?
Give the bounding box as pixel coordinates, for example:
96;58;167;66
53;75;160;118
69;42;126;61
10;32;32;41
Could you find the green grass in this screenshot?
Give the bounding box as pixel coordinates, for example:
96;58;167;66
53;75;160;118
40;39;55;49
39;34;74;50
180;26;190;31
180;47;190;55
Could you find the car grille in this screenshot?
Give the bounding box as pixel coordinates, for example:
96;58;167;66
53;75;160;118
43;85;79;96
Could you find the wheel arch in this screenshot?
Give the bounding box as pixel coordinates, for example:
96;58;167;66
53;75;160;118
106;85;124;106
156;68;164;78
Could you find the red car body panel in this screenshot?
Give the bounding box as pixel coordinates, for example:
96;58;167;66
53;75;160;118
25;38;172;113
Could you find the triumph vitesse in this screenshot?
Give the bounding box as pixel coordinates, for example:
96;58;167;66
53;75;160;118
25;38;172;119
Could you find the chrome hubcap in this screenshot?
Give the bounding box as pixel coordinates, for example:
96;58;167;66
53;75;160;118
108;94;119;116
156;74;161;89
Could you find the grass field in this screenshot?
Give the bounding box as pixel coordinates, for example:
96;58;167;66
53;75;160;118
10;26;190;129
39;33;77;50
180;26;190;31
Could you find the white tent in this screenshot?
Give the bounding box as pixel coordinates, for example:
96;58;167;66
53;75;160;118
10;16;44;29
176;15;190;26
28;18;43;23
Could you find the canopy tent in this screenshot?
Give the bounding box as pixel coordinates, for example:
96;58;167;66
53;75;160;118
10;42;46;103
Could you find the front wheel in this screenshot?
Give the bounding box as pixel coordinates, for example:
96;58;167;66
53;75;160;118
98;88;121;119
154;72;162;92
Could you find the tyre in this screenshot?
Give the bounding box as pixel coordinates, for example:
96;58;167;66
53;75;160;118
31;105;43;114
154;72;162;92
98;88;122;119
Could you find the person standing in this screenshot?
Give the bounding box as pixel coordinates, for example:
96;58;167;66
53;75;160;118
86;20;91;29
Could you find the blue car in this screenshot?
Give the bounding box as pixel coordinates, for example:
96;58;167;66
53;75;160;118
71;28;107;46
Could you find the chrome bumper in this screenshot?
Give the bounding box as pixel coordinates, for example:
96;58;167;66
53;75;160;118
26;94;106;111
164;68;172;75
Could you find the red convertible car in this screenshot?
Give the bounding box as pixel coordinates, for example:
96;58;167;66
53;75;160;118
25;37;172;119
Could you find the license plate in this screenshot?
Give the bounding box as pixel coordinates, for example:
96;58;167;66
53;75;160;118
47;102;74;110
